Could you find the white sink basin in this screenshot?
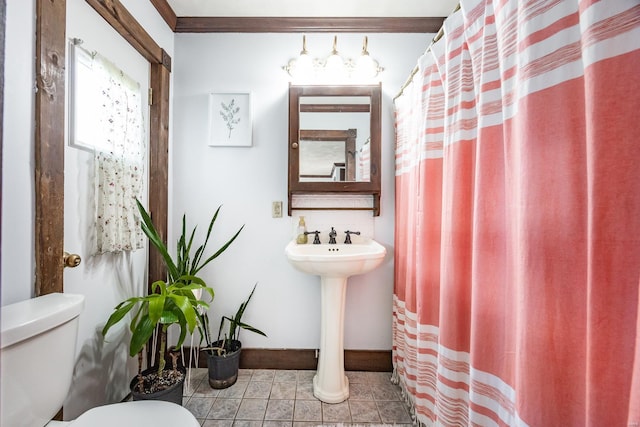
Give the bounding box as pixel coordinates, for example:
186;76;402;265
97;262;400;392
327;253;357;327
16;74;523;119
285;238;387;403
285;240;386;277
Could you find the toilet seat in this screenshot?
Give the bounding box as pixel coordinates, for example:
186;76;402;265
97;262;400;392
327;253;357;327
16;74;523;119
51;400;199;427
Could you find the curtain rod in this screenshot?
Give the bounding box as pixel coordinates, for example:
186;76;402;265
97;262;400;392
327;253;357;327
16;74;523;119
393;2;461;102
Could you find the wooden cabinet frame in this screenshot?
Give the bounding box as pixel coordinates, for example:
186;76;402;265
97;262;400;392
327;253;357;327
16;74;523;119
288;84;382;216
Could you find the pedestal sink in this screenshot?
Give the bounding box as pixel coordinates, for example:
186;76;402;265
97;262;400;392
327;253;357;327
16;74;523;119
285;239;386;403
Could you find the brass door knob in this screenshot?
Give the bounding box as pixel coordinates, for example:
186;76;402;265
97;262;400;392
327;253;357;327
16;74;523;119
291;142;299;149
63;252;81;268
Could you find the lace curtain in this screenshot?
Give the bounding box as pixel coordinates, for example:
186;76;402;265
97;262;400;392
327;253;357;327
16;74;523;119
88;50;145;254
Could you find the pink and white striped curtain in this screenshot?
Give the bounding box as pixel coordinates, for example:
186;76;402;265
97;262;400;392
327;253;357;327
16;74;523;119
393;1;640;425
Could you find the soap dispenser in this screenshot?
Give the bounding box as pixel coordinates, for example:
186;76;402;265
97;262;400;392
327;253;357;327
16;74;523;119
296;216;308;244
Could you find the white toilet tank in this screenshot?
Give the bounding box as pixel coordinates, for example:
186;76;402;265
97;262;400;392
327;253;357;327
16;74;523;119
1;293;85;427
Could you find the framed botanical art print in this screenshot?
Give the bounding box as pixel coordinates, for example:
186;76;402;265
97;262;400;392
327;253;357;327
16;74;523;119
208;92;253;147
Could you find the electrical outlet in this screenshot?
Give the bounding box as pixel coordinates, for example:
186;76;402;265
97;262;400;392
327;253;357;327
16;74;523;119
272;201;283;218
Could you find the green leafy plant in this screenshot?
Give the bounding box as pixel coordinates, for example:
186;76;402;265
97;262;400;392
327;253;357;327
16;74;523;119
102;199;243;389
137;199;244;284
200;283;267;356
102;276;212;375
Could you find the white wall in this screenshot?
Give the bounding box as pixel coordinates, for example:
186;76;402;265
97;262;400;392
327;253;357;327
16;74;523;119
172;33;430;350
62;0;164;418
2;0;36;305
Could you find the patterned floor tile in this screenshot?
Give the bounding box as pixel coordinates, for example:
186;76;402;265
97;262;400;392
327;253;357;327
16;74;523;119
184;396;215;418
262;421;294;427
201;420;234;427
202;420;233;427
193;378;221;397
231;421;263;427
235;398;268;420
217;381;248;399
271;381;297;399
207;398;242;419
370;382;401;401
296;370;316;383
244;381;273;398
295;381;316;400
293;399;322;422
265;399;295;421
370;371;394;384
349;400;382;423
322;401;351;423
345;371;370;384
237;369;254;381
274;370;298;382
348;382;373;400
376;400;413;424
251;369;276;382
179;369;408;426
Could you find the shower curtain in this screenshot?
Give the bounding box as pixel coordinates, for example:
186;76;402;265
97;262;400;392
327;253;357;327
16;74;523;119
393;1;640;426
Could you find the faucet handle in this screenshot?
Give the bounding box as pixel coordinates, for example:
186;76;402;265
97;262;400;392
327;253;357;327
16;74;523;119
344;230;361;244
328;227;337;244
305;230;321;244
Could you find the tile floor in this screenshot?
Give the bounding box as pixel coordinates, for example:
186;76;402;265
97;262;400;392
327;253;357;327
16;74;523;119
182;368;414;426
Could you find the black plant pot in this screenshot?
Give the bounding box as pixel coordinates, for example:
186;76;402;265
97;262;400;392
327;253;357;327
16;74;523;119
207;340;241;389
130;366;185;405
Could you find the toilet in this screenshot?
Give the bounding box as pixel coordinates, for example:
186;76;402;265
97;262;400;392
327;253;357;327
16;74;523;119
0;293;199;427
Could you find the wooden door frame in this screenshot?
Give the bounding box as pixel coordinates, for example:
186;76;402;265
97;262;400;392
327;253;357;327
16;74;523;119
35;0;171;296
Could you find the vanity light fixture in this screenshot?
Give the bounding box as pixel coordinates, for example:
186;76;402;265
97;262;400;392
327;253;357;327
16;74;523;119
293;35;314;79
325;36;347;80
283;35;384;83
355;37;379;80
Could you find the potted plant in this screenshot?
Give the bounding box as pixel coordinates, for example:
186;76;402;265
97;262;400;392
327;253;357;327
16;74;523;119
199;283;266;389
102;199;243;403
103;277;212;404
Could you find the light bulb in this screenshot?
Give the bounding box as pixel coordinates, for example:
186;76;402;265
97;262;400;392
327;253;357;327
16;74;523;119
325;36;346;80
295;52;314;79
356;54;377;80
355;36;378;80
291;35;314;81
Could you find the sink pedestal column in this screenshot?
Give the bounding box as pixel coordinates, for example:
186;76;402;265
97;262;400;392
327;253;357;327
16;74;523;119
313;276;349;403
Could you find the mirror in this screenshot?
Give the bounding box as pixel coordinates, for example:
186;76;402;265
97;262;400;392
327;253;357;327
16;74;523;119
299;97;369;182
299;129;357;182
288;84;381;215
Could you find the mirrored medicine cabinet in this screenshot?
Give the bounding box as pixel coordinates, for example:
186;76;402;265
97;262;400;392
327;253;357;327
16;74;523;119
288;84;382;216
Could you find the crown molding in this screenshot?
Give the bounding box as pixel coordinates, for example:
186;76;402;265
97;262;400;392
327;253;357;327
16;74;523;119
150;1;444;33
174;16;445;33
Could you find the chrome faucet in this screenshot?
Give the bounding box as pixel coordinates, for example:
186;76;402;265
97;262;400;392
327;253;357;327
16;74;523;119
305;230;321;244
344;230;360;244
328;227;337;244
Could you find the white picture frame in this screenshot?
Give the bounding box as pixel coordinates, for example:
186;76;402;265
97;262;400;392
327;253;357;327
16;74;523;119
208;92;253;147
